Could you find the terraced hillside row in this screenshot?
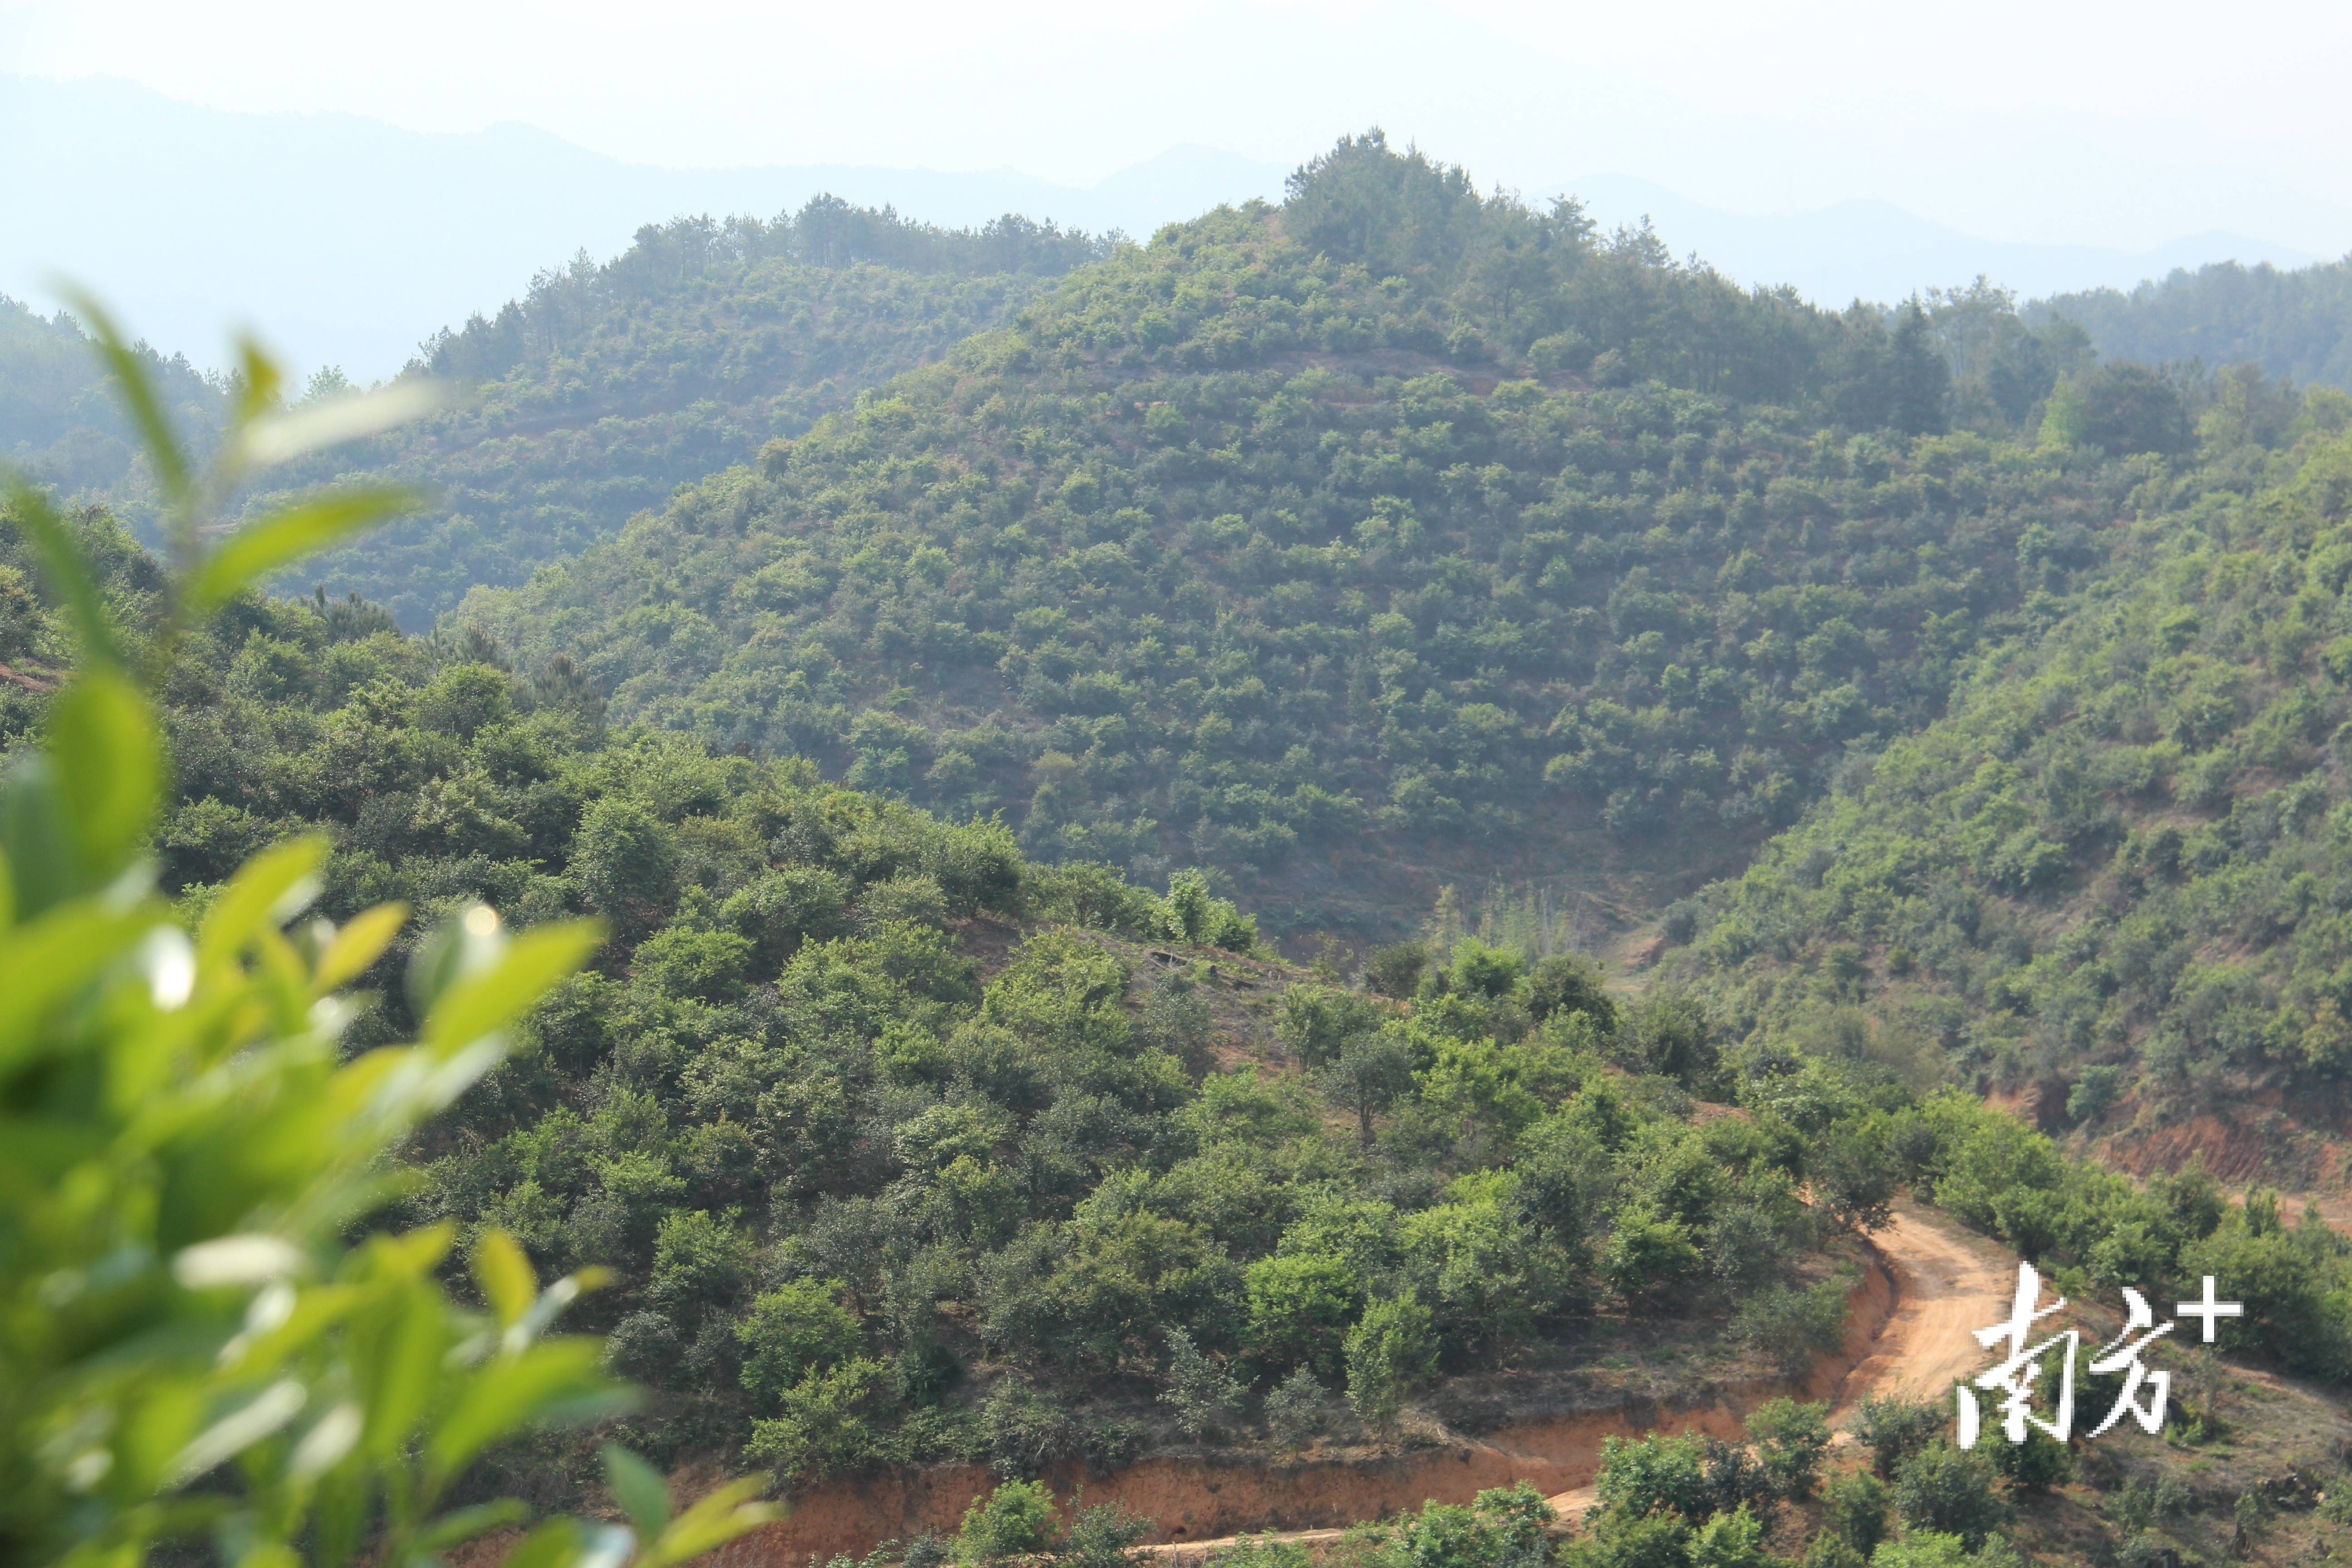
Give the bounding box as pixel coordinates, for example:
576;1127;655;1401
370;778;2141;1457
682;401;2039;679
1671;372;2352;1189
1;500;1904;1504
453;137;2125;936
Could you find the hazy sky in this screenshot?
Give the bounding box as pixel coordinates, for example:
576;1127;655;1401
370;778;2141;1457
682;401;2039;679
8;0;2352;254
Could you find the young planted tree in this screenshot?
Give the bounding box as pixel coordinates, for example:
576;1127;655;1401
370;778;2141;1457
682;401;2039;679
1892;1442;2009;1550
952;1480;1058;1566
1262;1367;1328;1453
1319;1031;1416;1147
1343;1292;1437;1442
1819;1470;1891;1557
1158;1327;1242;1440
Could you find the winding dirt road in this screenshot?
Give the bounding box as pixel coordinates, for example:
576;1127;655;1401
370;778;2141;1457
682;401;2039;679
1828;1202;2018;1414
1531;1200;2016;1521
1145;1202;2015;1559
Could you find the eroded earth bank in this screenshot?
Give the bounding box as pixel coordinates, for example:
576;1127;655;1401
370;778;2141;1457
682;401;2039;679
721;1203;2011;1564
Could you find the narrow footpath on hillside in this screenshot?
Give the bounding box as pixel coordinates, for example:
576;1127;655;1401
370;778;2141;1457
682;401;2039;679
1144;1201;2015;1562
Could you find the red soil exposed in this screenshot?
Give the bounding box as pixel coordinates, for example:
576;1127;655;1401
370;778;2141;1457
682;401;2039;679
2096;1111;2284;1183
1534;1201;2005;1529
726;1238;1916;1566
1822;1203;2014;1413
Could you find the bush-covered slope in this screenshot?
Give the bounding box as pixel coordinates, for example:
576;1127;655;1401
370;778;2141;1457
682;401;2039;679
2034;256;2352;393
1667;369;2352;1178
454;137;2109;938
260;201;1112;627
0;505;1894;1493
4;201;1105;628
0;292;220;492
9;489;2347;1568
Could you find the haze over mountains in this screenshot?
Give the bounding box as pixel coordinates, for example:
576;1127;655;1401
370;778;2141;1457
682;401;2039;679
0;73;2324;379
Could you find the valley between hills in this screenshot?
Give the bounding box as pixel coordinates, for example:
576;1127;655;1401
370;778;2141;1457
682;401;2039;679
16;130;2352;1568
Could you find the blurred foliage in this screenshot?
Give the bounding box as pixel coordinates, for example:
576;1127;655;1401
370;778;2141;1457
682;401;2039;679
0;312;773;1567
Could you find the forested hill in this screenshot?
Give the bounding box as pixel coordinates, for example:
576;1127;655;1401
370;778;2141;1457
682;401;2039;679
0;292;219;493
248;200;1114;627
0;500;1904;1508
1666;369;2352;1184
22;144;2352;1567
454;134;2119;940
2034;255;2352;392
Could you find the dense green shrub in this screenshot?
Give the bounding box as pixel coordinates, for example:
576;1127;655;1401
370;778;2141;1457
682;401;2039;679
1742;1397;1830;1501
953;1479;1059;1565
1358;1486;1553;1568
744;1357;892;1478
1674;388;2352;1238
1592;1432;1714;1524
1821;1469;1891;1555
737;1279;863;1403
1243;1253;1362;1377
1852;1395;1945;1480
1892;1443;2008;1550
1344;1291;1439;1438
1732;1277;1850;1377
1574;1403;1839;1567
1869;1533;2023;1568
1158;1327;1243;1438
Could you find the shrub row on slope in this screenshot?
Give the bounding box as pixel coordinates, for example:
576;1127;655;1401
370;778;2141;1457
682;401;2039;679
272;198;1115;625
456;138;2119;928
0;510;1888;1488
1671;373;2352;1159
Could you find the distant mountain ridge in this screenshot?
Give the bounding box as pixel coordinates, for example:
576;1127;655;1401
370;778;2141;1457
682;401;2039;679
247;203;1114;626
2;73;2319;381
1568;174;2315;312
0;191;1123;625
0;73;1283;378
0;292;218;497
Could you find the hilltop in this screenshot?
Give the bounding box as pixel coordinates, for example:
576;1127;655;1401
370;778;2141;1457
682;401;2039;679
270;201;1114;627
0;291;219;494
5;199;1110;629
449;135;2117;942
